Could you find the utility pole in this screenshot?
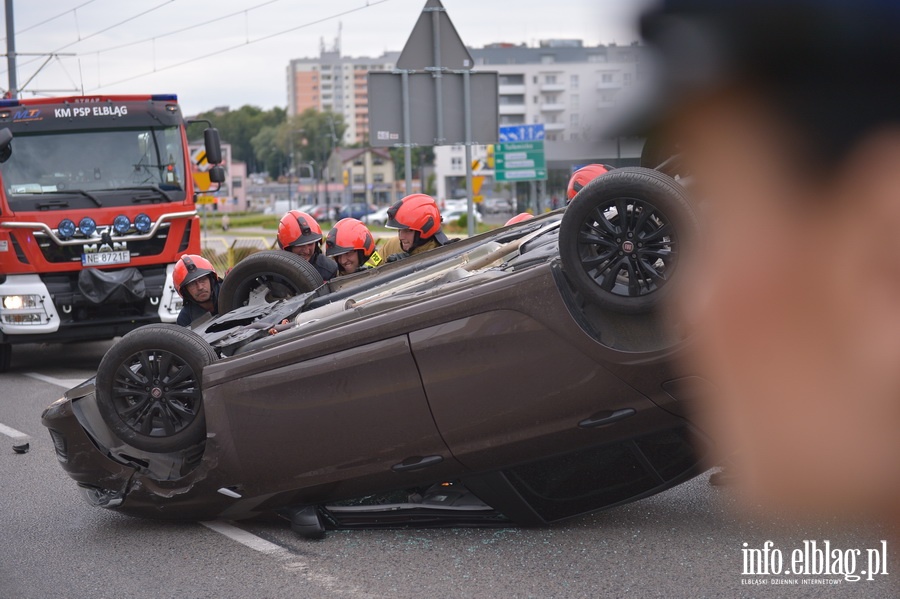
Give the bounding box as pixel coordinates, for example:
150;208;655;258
5;0;17;98
287;134;294;212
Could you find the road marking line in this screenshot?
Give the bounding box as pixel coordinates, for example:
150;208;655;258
200;520;367;597
0;422;29;441
24;372;86;390
200;521;294;559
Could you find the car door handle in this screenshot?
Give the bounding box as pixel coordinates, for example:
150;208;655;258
578;408;636;429
392;455;444;472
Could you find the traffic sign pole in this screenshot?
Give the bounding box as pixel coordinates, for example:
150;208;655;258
402;70;413;195
464;69;475;237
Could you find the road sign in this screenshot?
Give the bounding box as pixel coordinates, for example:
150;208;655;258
396;0;474;70
369;0;497;238
368;71;498;146
498;124;545;143
495;140;547;181
196;195;217;205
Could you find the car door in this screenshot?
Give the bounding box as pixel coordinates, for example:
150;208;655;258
408;309;683;472
203;335;462;500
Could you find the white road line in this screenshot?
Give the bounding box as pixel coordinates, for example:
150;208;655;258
200;520;367;597
0;422;29;441
24;372;86;390
199;521;294;559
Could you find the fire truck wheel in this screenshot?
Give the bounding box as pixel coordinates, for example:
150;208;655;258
0;343;10;373
217;250;324;314
95;324;217;453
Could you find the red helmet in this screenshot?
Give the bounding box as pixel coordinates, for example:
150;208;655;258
277;210;323;249
173;254;216;297
505;212;534;226
325;218;376;259
386;194;442;239
567;164;614;201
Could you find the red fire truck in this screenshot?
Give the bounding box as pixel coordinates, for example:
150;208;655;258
0;94;223;371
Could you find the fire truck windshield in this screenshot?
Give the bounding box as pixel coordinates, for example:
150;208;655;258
1;126;187;211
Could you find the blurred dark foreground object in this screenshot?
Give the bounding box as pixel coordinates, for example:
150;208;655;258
615;0;900;170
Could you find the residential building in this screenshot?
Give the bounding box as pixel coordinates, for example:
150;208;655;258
187;142;247;212
286;50;399;145
327;148;396;206
434;40;648;200
287;39;647;201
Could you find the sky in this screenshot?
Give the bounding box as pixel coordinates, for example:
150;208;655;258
0;0;655;115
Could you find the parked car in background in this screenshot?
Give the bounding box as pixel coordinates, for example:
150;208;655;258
367;205;392;226
442;199;468;212
481;198;514;214
339;202;378;221
306;204;330;222
443;209;483;225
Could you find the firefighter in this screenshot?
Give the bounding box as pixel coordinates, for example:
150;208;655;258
380;194;452;263
566;164;614;202
276;210;338;280
173;254;221;327
325;218;381;275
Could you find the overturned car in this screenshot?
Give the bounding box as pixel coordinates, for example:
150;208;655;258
42;167;709;536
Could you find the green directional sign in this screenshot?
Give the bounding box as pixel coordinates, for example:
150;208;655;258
495;140;547;182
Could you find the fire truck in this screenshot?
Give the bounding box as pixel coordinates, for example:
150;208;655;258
0;94;223;371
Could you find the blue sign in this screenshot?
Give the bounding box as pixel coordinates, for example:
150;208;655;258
498;124;545;143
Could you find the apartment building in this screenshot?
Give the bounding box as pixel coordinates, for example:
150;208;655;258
327;148;396;206
288;40;646;200
434;40;648;200
286;50;400;145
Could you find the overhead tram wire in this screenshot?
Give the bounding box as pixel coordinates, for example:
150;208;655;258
88;0;283;56
0;0;98;43
87;0;393;91
4;0;176;77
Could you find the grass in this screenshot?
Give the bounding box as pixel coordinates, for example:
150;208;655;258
223;213;280;229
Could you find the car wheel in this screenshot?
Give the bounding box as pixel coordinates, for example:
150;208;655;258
95;324;217;453
0;343;11;372
559;167;697;314
217;250;324;314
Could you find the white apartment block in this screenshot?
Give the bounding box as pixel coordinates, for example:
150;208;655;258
435;40;647;201
287;40;647;200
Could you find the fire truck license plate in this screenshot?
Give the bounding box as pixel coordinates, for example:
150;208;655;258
81;251;131;266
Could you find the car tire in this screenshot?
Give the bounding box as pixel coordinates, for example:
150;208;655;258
217;250;324;314
559;167;697;314
95;324;217;453
0;343;11;373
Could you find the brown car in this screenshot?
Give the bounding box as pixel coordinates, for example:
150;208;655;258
42;167;708;537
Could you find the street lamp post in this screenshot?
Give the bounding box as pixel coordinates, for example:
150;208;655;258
287;137;294;212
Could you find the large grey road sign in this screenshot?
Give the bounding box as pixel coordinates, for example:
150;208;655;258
396;0;474;71
368;71;498;147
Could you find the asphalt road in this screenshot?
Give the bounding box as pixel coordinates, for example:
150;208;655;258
1;341;897;599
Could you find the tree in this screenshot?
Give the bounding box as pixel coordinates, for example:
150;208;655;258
281;109;347;166
389;146;435;183
250;126;286;180
187;105;286;173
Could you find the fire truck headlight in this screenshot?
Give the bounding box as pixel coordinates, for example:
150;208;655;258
134;213;152;233
58;219;76;239
2;295;23;310
0;295;47;325
113;215;131;235
78;217;96;236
